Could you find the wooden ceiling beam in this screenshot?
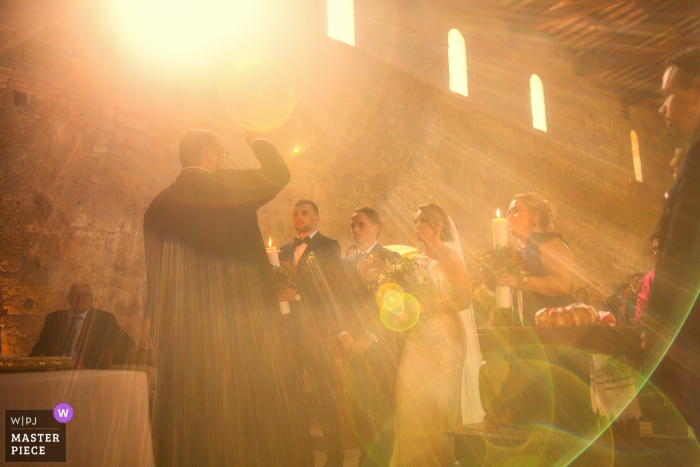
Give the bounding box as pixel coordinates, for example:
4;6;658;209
575;35;700;77
541;0;627;21
632;0;685;37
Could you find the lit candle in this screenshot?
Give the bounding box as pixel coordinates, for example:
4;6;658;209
492;209;512;309
266;236;280;267
492;209;509;248
266;236;290;315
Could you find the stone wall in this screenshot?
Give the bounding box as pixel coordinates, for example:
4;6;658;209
0;0;673;354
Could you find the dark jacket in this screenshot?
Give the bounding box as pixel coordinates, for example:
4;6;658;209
30;309;121;369
645;134;700;376
279;232;345;340
143;139;309;466
341;244;400;343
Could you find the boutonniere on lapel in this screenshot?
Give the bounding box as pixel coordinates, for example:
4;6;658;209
306;252;316;265
359;252;388;282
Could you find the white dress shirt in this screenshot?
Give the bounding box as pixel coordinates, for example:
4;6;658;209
294;230;318;265
68;309;90;358
356;242;378;270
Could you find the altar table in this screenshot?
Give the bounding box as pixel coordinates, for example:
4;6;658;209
0;370;154;466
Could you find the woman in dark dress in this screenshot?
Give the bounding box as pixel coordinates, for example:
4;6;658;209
496;193;574;327
491;193;586;428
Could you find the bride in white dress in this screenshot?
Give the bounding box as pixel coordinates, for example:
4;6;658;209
392;203;484;467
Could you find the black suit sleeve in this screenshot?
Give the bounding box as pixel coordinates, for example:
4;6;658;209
30;313;55;357
645;137;700;345
326;240;347;334
211;139;290;210
313;239;348;335
104;313;122;351
338;256;356;336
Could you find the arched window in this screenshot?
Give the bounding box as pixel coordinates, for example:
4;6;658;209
448;29;468;97
327;0;355;46
530;74;547;132
631;130;643;182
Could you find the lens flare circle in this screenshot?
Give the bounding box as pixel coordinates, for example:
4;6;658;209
376;283;404;309
381;293;419;331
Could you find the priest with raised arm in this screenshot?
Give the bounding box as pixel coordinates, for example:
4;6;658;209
143;130;308;466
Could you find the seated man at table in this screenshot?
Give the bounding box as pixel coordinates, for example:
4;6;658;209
30;283;122;369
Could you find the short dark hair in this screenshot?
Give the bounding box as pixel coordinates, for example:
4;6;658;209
666;46;700;89
294;199;319;215
632;272;645;281
649;230;661;242
179;130;221;168
353;206;381;238
417;203;452;242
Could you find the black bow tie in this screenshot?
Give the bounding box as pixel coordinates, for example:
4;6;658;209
294;237;311;247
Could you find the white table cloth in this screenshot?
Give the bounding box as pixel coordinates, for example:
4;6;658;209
0;370;154;466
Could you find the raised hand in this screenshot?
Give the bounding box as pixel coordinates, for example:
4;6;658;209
339;333;355;352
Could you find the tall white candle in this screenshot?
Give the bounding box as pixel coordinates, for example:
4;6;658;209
266;247;280;267
266;237;290;315
492;209;509;248
492;209;512;309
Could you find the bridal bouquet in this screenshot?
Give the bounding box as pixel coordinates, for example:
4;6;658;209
366;255;435;329
368;254;435;303
272;261;296;315
476;244;527;282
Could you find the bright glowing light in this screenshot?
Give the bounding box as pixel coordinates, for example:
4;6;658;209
631;130;643;182
269;236;273;248
327;0;355;46
381;293;420;331
110;0;259;62
218;52;298;131
376;283;405;309
496;208;501;218
293;148;299;153
530;74;547;132
448;29;468;97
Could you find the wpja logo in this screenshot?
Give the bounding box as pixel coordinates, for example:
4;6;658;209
4;404;71;463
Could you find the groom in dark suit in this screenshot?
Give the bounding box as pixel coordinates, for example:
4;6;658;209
339;206;400;467
278;199;346;467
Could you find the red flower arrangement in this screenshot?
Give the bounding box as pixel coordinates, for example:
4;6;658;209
273;261;296;291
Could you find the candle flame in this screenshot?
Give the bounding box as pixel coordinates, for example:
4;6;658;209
268;236;273;248
496;208;501;218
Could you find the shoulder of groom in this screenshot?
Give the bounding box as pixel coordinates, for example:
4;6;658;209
378;245;400;259
314;233;335;246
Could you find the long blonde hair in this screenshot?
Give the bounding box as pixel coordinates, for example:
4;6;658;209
513;193;557;232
